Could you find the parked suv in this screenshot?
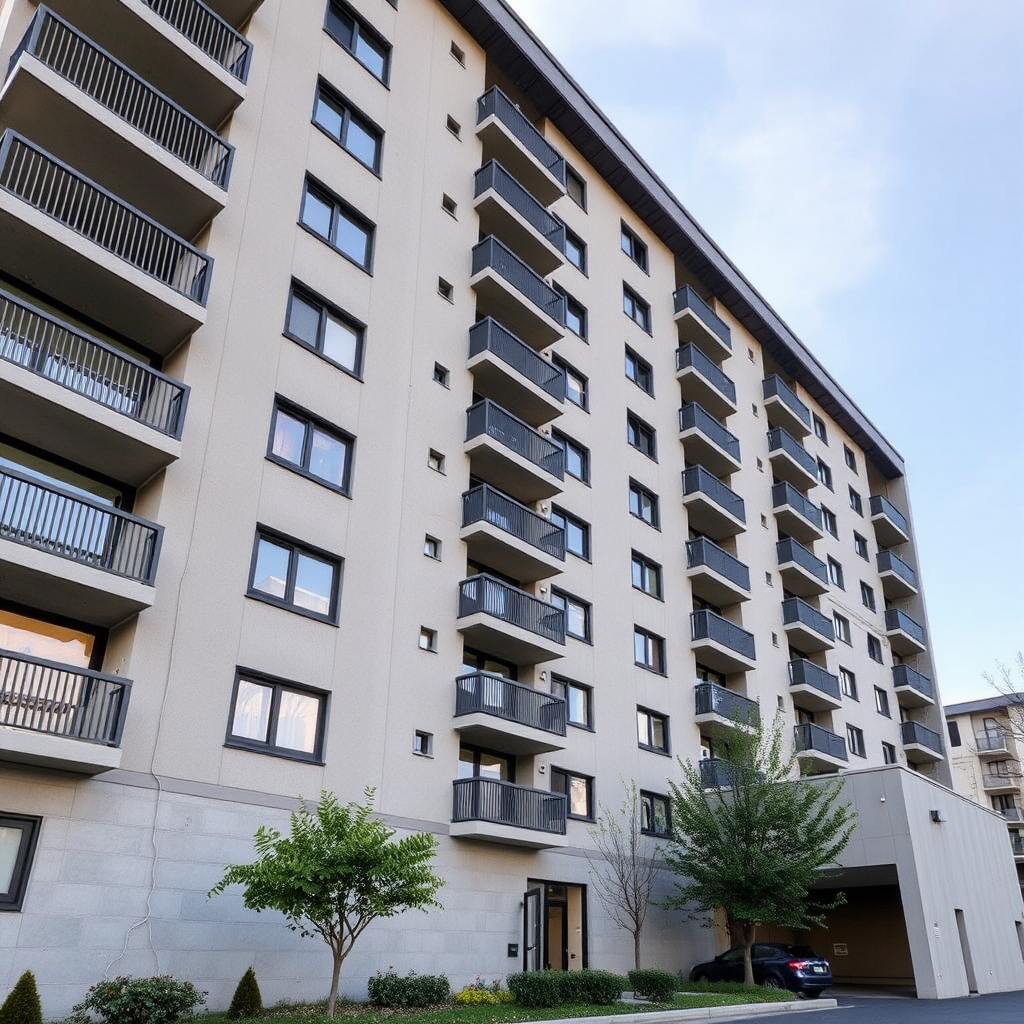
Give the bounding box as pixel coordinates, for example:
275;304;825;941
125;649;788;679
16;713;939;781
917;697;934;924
688;942;832;997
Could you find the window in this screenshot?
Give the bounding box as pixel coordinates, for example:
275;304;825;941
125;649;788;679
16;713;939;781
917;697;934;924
631;552;662;598
441;193;457;217
947;721;962;747
554;357;588;410
874;686;891;717
300;178;375;270
844;445;857;472
423;535;441;559
418;626;437;651
552;768;593;819
839;667;857;700
413;731;433;756
427;449;445;473
563;227;587;273
313;80;382;171
813;414;828;443
846;724;866;758
552;675;592;729
827;557;844;589
633;626;666;673
627;412;657;460
248;530;341;622
285;283;363;375
833;612;851;644
854;532;869;560
551;506;590;559
816;458;833;490
860;581;876;611
554;285;587;338
437;277;453;301
625;347;653;395
629;480;659;527
325;1;390;82
268;400;353;494
227;670;327;762
459;745;513;781
553;430;589;483
620;223;648;272
849;487;863;516
433;362;450;386
445;114;461;139
867;633;883;663
565;166;586;209
0;813;41;911
551;589;591;642
449;40;465;65
640;792;670;836
822;506;838;537
882;741;897;765
623;285;652;332
637;707;669;753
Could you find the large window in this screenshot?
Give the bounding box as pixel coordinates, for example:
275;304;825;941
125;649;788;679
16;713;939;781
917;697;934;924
227;670;327;762
550;506;590;559
313;80;383;171
633;626;665;673
640;792;670;836
268;400;354;494
300;178;375;270
551;675;592;729
623;285;652;332
628;479;659;527
627;412;657;460
551;768;593;819
552;430;590;483
0;813;41;911
637;707;669;754
325;0;391;82
551;589;591;642
285;282;364;375
248;529;342;623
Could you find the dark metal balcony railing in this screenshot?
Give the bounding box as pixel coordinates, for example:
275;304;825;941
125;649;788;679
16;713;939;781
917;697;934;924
877;550;918;589
892;664;934;702
0;290;188;438
140;0;252;82
462;484;565;561
1011;833;1024;856
16;9;234;187
679;403;741;463
1004;807;1023;822
762;375;811;429
794;722;848;762
776;537;828;585
672;285;731;350
675;343;737;405
686;536;750;592
884;608;925;645
788;659;841;701
975;729;1008;753
452;777;567;834
694;681;759;726
901;720;943;755
476;87;566;186
772;481;823;530
0;648;130;746
466;399;565;479
458;574;565;644
455;672;566;736
870;494;909;537
983;772;1017;790
699;758;734;789
0;132;212;304
468;317;565;401
767;426;817;477
682;466;746;523
782;597;835;641
0;465;161;585
474;161;565;250
472;236;565;326
690;608;756;661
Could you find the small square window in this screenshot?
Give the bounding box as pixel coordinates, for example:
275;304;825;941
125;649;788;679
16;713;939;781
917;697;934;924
445;115;461;139
834;612;851;644
427;449;445;473
847;724;866;758
449;41;465;66
620;224;649;272
623;285;652;333
752;403;759;417
849;487;863;516
854;532;869;560
418;627;437;651
867;634;883;663
839;667;857;699
627;411;657;460
874;686;891;718
423;535;441;559
628;480;659;527
860;581;876;611
566;166;587;210
433;362;450;387
413;730;434;756
817;458;833;490
441;194;457;217
0;813;41;910
844;445;857;472
827;557;844;589
625;347;654;395
563;228;587;273
813;414;828;443
822;506;838;538
437;277;454;302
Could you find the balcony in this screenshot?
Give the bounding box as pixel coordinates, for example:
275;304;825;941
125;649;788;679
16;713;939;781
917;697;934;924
794;723;848;773
776;538;828;597
0;290;186;485
454;673;566;755
457;574;565;666
767;427;818;491
884;608;926;656
673;285;731;362
892;665;934;708
460;485;564;584
982;772;1020;795
870;494;910;547
690;609;756;674
1002;807;1023;823
877;550;918;599
451;777;567;848
679;403;741;476
465;400;564;503
675;344;737;419
0;648;130;773
0;132;209;354
788;659;842;712
762;375;812;438
782;597;835;653
1;8;233;237
681;466;746;540
41;0;250;127
0;466;160;626
975;729;1010;759
467;318;564;428
699;758;739;789
694;681;759;731
772;481;823;544
685;536;750;606
1011;832;1024;859
900;720;944;764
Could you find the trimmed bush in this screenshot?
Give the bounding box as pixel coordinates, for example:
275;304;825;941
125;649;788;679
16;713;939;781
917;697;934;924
0;971;43;1024
628;968;677;1003
507;970;626;1007
226;968;262;1020
366;970;450;1007
72;976;206;1024
506;972;561;1008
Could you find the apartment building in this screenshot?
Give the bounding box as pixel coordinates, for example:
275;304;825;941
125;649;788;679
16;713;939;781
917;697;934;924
0;0;1021;1011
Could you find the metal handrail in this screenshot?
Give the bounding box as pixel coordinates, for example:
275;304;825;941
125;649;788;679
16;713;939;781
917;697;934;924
901;720;943;754
777;537;828;584
461;484;565;560
686;536;750;591
472;236;566;325
458;574;565;644
690;608;755;660
794;722;848;761
466;399;565;479
771;481;822;530
782;597;835;641
870;494;909;536
762;374;811;428
672;284;731;349
884;608;925;644
452;776;567;833
676;343;737;405
682;466;746;523
694;681;759;725
788;659;841;701
476;87;566;185
140;0;252;82
468;317;565;400
877;550;917;588
455;672;566;736
679;403;741;463
767;426;817;477
474;160;565;248
892;665;933;701
975;728;1008;753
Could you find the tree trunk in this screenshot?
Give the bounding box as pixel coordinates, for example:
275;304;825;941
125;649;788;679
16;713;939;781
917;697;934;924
742;922;756;987
633;929;641;971
327;950;343;1017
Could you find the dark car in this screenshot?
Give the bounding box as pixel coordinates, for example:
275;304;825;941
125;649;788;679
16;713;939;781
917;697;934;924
688;942;832;997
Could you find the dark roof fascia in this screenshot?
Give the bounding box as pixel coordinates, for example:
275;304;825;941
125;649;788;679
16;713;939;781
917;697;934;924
945;693;1024;718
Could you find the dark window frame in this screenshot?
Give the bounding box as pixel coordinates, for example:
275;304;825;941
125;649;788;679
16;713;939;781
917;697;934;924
625;346;654;396
627;411;657;461
622;284;652;333
821;505;838;538
844;445;858;473
551;766;594;820
637;705;670;755
552;429;590;484
813;414;828;444
628;479;660;528
816;457;833;490
633;625;666;675
867;633;884;664
882;741;897;764
620;223;649;273
631;550;663;599
846;724;866;759
551;587;592;643
550;505;591;560
247;526;343;625
553;355;589;411
874;686;891;718
324;0;392;84
839;667;857;700
312;77;384;173
833;612;852;645
554;284;588;340
284;280;365;378
854;532;869;560
563;226;587;274
639;791;671;836
827;557;844;590
551;674;593;731
860;581;876;612
565;166;587;210
0;813;41;911
267;397;355;496
849;486;863;516
300;175;376;273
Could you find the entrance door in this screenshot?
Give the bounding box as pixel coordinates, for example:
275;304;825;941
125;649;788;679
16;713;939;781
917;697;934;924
523;887;543;972
525;880;586;971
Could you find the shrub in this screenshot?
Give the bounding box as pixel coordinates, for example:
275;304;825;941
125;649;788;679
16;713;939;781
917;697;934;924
507;970;625;1007
72;976;206;1024
0;971;43;1024
681;979;796;1002
366;970;450;1007
454;989;496;1005
226;968;262;1020
506;972;560;1008
628;968;677;1002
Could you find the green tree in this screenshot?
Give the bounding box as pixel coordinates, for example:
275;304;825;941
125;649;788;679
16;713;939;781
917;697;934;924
0;971;42;1024
663;714;855;986
209;789;444;1016
226;967;262;1019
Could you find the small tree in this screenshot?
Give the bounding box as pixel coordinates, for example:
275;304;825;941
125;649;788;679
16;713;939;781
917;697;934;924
210;789;444;1016
584;781;662;969
0;971;42;1024
663;714;855;986
226;967;262;1019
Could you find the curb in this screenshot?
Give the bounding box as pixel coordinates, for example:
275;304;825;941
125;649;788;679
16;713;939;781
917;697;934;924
531;998;839;1024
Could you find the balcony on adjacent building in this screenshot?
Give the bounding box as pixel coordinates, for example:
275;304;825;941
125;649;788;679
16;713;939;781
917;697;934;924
900;720;944;764
877;550;919;599
975;728;1010;759
679;402;741;476
451;777;567;848
870;494;910;547
457;573;565;666
0;131;209;354
454;672;566;755
762;375;812;438
1011;832;1024;859
794;723;848;772
673;285;731;361
681;466;746;540
467;317;564;428
0;290;187;485
771;481;823;543
0;648;130;773
776;537;828;597
476;86;566;205
782;597;835;652
0;465;161;626
460;485;564;584
767;426;818;491
982;771;1020;795
788;659;842;712
694;681;759;731
1;8;233;237
892;664;934;708
675;343;737;419
1002;807;1023;823
685;536;750;606
884;607;926;656
690;609;756;674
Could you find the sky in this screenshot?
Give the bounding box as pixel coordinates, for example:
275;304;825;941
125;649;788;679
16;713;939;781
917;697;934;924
507;0;1024;704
